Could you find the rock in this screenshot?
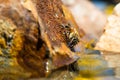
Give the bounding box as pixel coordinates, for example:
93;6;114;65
22;0;82;69
0;16;17;55
0;16;31;79
114;3;120;16
0;0;48;78
95;3;120;53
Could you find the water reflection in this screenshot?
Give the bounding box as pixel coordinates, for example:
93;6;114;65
74;52;120;80
37;54;120;80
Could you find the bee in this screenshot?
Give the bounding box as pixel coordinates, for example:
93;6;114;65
68;32;79;49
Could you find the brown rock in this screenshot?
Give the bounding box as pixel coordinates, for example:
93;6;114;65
0;0;85;78
22;0;82;69
0;0;48;77
0;16;31;79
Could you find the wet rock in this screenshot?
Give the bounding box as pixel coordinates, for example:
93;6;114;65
0;16;16;55
0;16;31;79
22;0;82;70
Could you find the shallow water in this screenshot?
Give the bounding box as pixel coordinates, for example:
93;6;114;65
0;53;120;80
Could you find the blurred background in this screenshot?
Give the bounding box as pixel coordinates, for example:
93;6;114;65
91;0;120;14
